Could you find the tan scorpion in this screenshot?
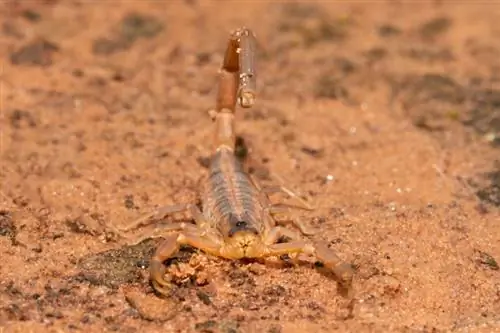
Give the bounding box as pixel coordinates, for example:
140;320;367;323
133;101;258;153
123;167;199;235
120;28;354;296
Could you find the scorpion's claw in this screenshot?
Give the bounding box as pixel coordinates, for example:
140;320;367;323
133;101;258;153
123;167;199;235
151;280;175;297
313;243;354;295
150;259;173;296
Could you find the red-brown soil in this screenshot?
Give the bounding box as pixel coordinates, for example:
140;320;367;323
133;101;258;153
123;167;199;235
1;1;499;332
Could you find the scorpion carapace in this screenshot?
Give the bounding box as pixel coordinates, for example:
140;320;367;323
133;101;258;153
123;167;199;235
120;27;354;297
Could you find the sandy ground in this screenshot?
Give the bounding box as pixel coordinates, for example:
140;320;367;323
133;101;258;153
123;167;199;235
1;1;500;332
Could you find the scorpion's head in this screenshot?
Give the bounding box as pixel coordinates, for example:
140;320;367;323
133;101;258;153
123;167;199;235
220;213;266;259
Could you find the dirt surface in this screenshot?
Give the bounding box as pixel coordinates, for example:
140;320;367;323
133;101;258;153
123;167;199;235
1;1;500;332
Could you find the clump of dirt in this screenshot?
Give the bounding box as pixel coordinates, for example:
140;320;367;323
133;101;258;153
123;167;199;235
163;249;211;293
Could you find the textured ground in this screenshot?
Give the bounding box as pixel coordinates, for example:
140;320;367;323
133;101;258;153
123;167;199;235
1;1;500;332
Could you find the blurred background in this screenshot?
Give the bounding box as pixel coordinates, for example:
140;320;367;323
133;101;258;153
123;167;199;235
1;1;499;332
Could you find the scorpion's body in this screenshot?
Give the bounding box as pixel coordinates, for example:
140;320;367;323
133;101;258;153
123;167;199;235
203;148;265;242
122;28;354;296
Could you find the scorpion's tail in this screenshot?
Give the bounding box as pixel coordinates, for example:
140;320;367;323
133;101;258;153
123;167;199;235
212;28;257;151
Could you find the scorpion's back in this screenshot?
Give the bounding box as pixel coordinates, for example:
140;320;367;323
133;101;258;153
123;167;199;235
202;147;265;237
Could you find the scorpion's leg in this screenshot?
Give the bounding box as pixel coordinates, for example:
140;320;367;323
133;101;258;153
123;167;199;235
264;171;316;210
125;204;215;245
150;231;221;296
127;222;200;246
249;174;313;211
187;204;212;230
264;225;305;244
120;203;191;232
253;175;315;235
266;206;315;236
263;185;315;210
121;202;210;231
263;227;354;290
250;173;314;211
262;225;306;265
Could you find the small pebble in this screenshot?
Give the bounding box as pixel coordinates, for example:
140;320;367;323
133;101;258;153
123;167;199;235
125;290;178;321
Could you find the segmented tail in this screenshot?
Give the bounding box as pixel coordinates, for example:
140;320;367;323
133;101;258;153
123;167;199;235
212;28;257;150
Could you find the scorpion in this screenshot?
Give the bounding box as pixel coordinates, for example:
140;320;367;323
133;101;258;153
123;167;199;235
120;28;354;296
